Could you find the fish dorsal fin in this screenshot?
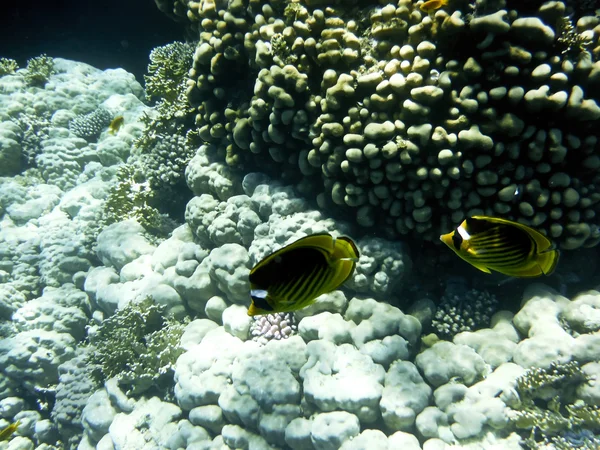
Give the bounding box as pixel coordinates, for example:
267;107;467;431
464;216;497;235
250;233;334;277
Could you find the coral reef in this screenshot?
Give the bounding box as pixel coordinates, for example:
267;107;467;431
87;297;185;395
0;58;18;76
249;312;298;346
156;0;600;249
3;2;600;450
24;54;56;87
508;360;600;449
68;109;113;141
431;288;499;340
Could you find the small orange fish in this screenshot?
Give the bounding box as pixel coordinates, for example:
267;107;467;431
420;0;448;12
0;420;19;441
108;116;124;134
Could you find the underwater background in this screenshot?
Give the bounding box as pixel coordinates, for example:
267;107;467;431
1;0;600;449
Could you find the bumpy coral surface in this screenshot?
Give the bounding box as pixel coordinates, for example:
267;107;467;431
2;2;600;450
160;0;600;249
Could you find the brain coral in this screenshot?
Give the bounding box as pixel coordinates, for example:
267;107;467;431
158;0;600;249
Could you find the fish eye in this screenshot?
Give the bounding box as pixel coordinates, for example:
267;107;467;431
452;230;463;250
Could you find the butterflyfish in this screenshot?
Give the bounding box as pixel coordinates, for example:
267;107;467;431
108;116;124;134
0;420;19;442
420;0;448;12
440;216;559;278
248;233;359;316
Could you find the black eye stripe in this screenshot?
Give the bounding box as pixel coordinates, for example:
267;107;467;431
452;230;463;250
251;294;273;312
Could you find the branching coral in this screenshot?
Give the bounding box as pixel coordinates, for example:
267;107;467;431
555;16;592;57
87;297;185;395
24;54;55;87
508;360;600;449
136;42;195;150
132;42;197;224
0;58;18;76
145;41;194;102
102;165;177;237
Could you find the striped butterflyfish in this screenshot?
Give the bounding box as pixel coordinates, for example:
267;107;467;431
247;233;359;316
439;215;560;278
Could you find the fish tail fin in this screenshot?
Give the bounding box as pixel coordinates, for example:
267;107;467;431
537;248;560;275
328;257;357;287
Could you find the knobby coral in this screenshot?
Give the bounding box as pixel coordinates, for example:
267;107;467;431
153;0;600;251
